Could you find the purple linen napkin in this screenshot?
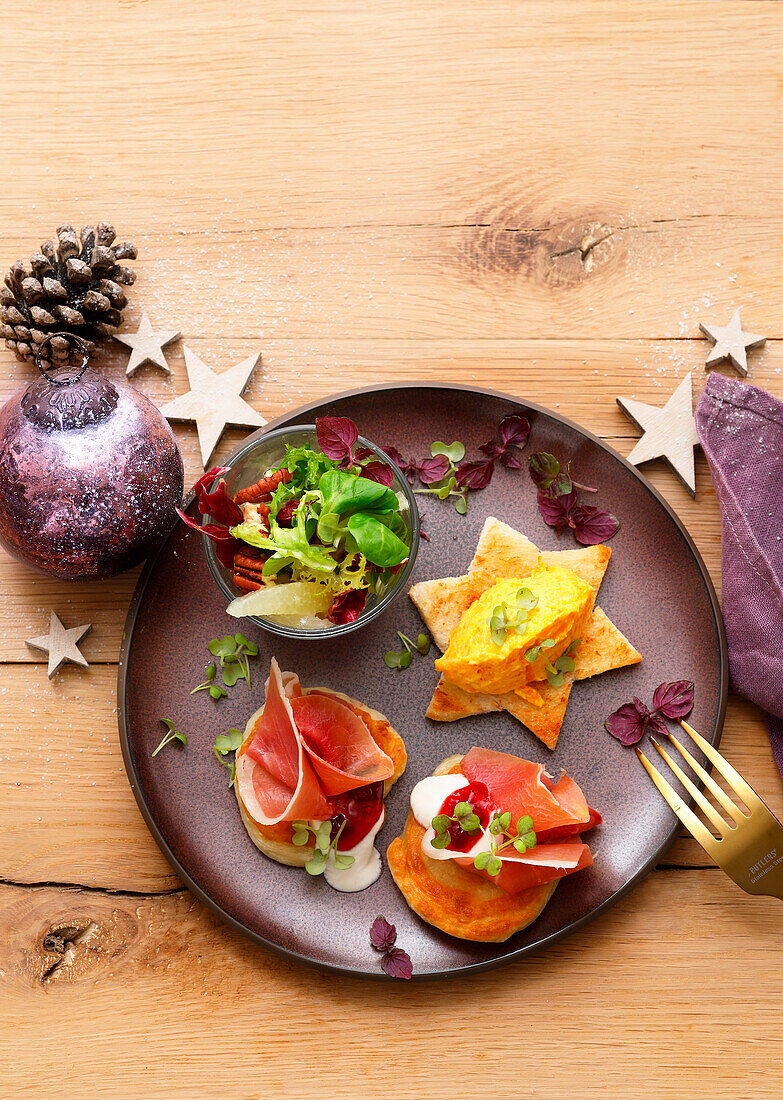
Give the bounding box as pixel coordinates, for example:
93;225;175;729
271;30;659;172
695;371;783;777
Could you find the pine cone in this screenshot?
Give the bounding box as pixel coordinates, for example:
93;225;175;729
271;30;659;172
1;223;137;366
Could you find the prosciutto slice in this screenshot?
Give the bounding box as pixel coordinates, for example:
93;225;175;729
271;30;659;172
235;659;330;825
488;840;593;896
462;746;591;833
291;692;394;796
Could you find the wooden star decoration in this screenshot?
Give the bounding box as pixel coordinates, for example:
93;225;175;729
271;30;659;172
699;308;765;377
158;346;266;466
114;313;181;376
26;611;92;678
616;373;700;495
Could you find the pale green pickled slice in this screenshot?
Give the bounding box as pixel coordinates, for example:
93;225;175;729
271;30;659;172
226;581;332;620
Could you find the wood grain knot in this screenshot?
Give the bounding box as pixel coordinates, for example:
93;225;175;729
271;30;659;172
456;209;622;289
34;906;137;985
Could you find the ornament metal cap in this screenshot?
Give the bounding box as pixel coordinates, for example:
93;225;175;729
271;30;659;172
21;331;119;432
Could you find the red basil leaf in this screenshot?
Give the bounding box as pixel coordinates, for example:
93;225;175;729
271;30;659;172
370;915;397;952
456;458;495;490
647;711;669;737
361;461;394;487
537;488;577;533
529;451;560;489
652;680;695;719
571;504;620;545
327;588;367;625
354;446;375;462
604;701;648;745
194;467;243;527
381;947;413;980
417;454;451;485
316;416;359;465
498;414;530;450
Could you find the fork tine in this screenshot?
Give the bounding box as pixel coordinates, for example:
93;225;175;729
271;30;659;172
649;736;729;835
680;721;766;812
635;746;719;857
665;732;746;824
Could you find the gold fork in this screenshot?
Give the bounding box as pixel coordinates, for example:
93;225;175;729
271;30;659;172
636;720;783;900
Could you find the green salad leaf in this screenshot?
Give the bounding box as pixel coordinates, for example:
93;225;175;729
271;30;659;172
346;513;409;567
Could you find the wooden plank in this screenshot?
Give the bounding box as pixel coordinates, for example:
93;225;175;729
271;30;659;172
1;866;782;1098
1;2;783;236
0;664;776;892
2;221;783;345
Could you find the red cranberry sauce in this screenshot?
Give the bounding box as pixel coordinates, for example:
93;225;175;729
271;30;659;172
438;780;494;851
327;780;385;849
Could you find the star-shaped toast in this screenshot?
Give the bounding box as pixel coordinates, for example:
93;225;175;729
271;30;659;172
410;517;641;749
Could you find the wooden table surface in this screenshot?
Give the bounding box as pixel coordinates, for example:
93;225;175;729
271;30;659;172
2;2;783;1096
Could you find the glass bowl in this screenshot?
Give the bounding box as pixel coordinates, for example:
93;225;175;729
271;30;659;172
202;425;420;638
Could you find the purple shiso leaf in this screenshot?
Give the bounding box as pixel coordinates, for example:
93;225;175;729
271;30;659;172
316;415;359;466
381;947;413;980
498;414;530;450
652;680;695;719
369;915;397;952
571;504;620;545
416;454;451;485
361;461;394;487
537;488;577;533
604;701;648;745
456;458;495;490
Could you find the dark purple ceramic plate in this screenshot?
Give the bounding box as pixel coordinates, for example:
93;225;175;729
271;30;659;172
118;384;727;979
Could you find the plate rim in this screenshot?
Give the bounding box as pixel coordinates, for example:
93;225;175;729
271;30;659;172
117;381;728;981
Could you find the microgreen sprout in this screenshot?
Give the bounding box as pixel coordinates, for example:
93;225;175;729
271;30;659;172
152;718;187;758
290;818;356;875
198;632;259;695
430;801;482;849
384;630;431;669
542;639;580;687
213;727;243;786
412;441;470;513
191;662;228;700
474;813;537;876
488;587;538;645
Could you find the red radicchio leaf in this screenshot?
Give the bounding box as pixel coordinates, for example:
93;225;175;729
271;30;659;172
417;454;451;485
498;414;530;450
604;701;648;745
652;680;695;719
193;467;243;527
571;504;620;545
456;458;495;490
537;488;578;534
328;588;367;625
276;498;299;526
361;461;395;487
370;915;397;952
316;416;359;467
176;508;239;570
381;947;413;980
